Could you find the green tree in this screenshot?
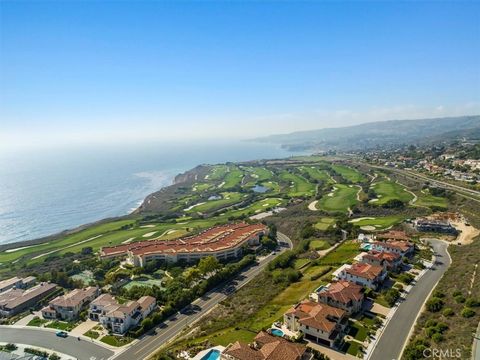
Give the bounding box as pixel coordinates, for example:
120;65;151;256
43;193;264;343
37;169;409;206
198;256;220;275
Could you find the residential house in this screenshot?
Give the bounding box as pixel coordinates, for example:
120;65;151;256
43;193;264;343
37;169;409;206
41;286;100;321
0;282;57;317
336;263;387;290
315;280;364;315
222;331;311;360
373;241;414;257
284;300;347;347
413;218;458;234
0;277;35;293
89;294;156;334
360;250;402;271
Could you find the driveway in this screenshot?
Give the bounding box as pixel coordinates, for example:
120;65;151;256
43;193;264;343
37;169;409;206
0;326;114;360
369;239;450;360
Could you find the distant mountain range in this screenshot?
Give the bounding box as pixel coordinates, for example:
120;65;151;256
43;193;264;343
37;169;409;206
253;115;480;152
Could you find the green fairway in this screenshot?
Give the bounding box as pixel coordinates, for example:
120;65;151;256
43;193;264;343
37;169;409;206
330;164;366;183
279;171;316;197
222;166;244;189
349;215;406;230
223;198;285;218
314;217;336;230
244;166;273;182
415;191;448;209
369;180;414;205
299;166;334;184
318;184;359;213
185;192;243;213
206;165;229;180
192;183;212;192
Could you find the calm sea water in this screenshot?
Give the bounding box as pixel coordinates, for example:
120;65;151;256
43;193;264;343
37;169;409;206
0;141;296;245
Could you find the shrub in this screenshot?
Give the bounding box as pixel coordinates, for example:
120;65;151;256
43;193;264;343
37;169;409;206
425;319;438;328
435;322;448;333
432;290;445;298
383;288;400;307
425;327;437;338
461;308;475;318
465;298;480;307
452;290;462;297
442;307;454;317
454;295;466;303
431;333;443;343
426;297;444;312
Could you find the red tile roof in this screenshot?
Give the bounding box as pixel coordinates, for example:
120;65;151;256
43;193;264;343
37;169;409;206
319;280;364;305
363;250;401;263
100;222;266;258
374;240;413;253
286;300;345;333
345;263;384;280
377;230;409;241
223;331;306;360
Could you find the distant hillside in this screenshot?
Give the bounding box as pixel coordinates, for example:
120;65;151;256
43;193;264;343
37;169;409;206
254;115;480;151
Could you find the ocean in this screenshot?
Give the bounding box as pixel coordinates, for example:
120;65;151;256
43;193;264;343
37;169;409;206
0;140;297;245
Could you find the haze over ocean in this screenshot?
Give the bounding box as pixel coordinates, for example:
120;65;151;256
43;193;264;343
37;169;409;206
0;141;295;245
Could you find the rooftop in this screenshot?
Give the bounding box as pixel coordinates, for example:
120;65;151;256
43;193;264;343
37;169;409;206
286;300;345;333
49;286;98;308
345;263;385;280
318;280;364;304
0;282;56;310
223;331;306;360
101;222;267;258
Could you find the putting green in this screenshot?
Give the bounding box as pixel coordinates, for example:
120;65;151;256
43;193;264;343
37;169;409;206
318;184;358;213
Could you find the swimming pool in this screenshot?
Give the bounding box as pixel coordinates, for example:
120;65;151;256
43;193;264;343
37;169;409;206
361;243;373;251
271;328;284;337
201;349;221;360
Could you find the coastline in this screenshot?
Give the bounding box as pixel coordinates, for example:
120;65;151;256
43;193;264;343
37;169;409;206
0;163;216;252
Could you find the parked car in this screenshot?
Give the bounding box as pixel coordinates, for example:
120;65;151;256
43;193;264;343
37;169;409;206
56;331;68;338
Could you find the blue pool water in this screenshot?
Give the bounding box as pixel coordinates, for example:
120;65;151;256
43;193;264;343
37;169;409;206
252;184;268;193
361;243;373;251
201;349;220;360
271;328;284;337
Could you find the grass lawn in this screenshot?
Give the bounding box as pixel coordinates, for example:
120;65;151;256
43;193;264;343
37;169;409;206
349;215;406;230
313;217;336;230
330;164;366;183
293;258;311;269
261;181;281;193
299;166;334;184
186;192;243;213
280;171;316;197
27;316;49;327
244;166;273;183
84;330;100;339
223;198;284;218
192;183;212;192
318;184;359;213
45;321;75;331
369;180;413;205
415;191;448;209
341;341;362;356
100;335;134;347
206;328;259;346
348;321;368;342
309;239;331;251
207;165;230;180
316;241;360;265
223;167;244;189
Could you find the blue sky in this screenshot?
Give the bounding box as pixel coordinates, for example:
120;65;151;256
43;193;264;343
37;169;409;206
1;1;479;149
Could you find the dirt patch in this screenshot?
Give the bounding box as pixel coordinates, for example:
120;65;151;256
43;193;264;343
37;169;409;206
452;220;480;245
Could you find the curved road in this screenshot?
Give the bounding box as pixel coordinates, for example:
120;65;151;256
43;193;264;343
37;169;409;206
0;326;114;360
370;239;450;360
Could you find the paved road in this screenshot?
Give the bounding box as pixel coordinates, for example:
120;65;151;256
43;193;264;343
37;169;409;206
113;232;293;360
474;321;480;360
370;239;450;360
0;326;114;360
